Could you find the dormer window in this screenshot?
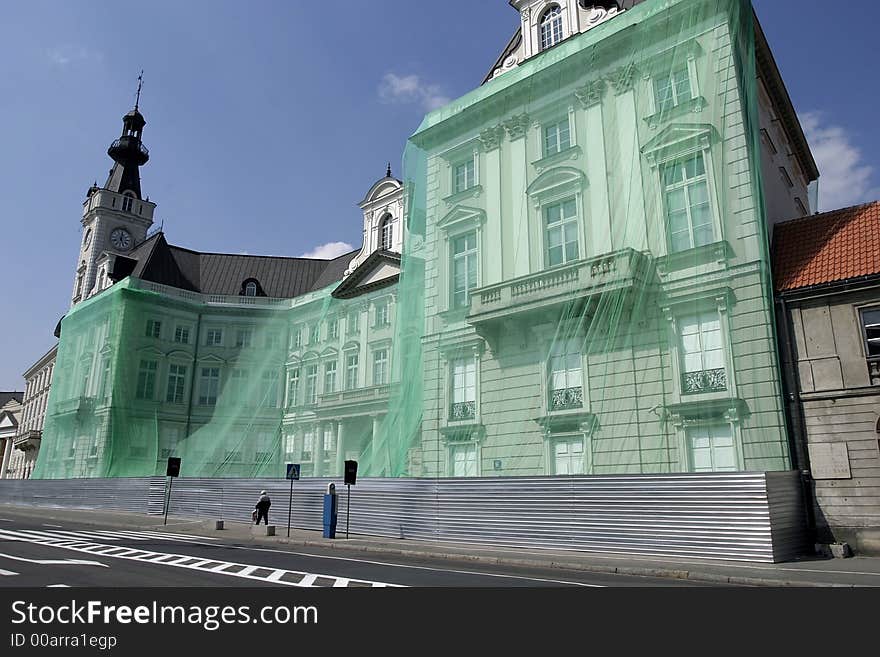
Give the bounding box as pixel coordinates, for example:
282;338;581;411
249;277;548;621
380;215;393;251
244;281;257;297
240;278;262;297
540;5;563;51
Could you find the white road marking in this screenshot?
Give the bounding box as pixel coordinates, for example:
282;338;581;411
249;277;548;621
42;524;63;529
47;584;70;588
0;519;13;523
0;568;19;576
0;528;397;587
0;551;108;567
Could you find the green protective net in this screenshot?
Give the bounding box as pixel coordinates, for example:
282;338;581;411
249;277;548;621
34;0;792;480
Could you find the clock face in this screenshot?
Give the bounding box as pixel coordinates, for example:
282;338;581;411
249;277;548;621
110;228;132;251
83;228;92;249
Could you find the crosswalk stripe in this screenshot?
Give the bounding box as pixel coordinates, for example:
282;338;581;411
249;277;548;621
0;568;19;576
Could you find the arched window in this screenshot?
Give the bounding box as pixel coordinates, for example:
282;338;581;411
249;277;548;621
540;5;563;51
380;215;393;251
244;281;258;297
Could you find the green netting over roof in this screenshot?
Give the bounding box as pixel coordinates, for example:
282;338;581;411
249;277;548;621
33;0;792;480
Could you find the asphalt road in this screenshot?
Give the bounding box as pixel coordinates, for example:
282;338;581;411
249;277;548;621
0;509;715;587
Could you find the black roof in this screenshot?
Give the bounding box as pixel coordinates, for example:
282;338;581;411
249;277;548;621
117;233;359;299
0;392;23;408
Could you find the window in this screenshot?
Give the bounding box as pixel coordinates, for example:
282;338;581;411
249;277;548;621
122;195;134;212
779;167;794;188
305;365;318;404
380;215;394;250
292;327;302;349
166;364;187;404
373;349;388;386
680;312;726;393
161;428;180;460
328;319;339;340
687;424;736;472
145;320;161;339
244;281;258;297
309;324;320;344
235;328;253;348
449;442;477;477
795;198;807;216
206;328;223;346
375;300;390;327
345;353;359;390
347;311;360;335
663;153;713;253
553;437;585;475
451;231;478;309
548;341;583;411
198;367;220;406
654;66;692;112
265;332;280;349
135;360;157;400
545;198;579;267
228;368;250;404
539;5;563;51
450;359;476;421
260;370;279;408
174;325;190;344
324;361;337;395
256;432;274;463
287;368;300;407
760;128;777;154
453;159;475;194
543;118;571;157
860;308;880;385
302;431;314;461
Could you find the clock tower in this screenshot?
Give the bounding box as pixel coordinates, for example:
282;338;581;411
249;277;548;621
73;90;156;306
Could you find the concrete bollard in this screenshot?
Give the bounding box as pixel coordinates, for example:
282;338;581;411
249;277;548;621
215;520;224;530
265;525;276;537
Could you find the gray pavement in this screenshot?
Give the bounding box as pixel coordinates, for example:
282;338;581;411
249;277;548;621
2;503;878;586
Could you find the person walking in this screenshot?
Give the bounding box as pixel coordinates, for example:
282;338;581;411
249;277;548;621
254;490;271;525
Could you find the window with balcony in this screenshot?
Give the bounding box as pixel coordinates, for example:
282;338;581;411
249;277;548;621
165;364;186;404
654;66;692;113
450;359;476;421
174;325;190;344
373;349;388;386
346;353;359;390
324;361;337;395
198;367;220;406
545;198;579;268
451;231;478;309
305;365;318;404
287;368;300;407
206;328;223;346
680;312;727;394
687;424;736;472
449;442;478;477
135;360;157;400
543;117;571;157
860;307;880;385
539;5;563;51
552;436;585;475
453;158;475;194
663;153;713;253
145;319;161;339
548;340;583;411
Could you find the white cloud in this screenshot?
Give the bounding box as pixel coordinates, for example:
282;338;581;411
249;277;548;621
299;241;354;260
800;111;878;211
378;73;450;111
46;45;103;67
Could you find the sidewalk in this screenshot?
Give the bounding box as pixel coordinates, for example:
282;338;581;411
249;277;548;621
3;503;879;587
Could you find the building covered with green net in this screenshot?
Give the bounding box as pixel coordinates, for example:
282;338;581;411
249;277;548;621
33;0;818;481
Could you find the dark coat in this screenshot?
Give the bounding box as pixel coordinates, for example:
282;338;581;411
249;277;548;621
255;494;271;511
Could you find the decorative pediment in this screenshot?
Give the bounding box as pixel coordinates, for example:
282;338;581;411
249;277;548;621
358;178;403;207
320;347;338;359
136;345;164;358
300;350;320;362
437;205;486;233
197;354;226;365
331;250;400;300
641;123;717;166
166;349;191;361
526;166;586;201
341;340;360;352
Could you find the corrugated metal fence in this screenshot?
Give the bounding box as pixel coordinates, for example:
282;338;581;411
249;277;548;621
0;471;808;562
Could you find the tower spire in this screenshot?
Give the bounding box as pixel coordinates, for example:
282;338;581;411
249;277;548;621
386;162;392;178
134;70;144;111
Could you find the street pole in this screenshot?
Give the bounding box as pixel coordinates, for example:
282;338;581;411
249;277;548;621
164;476;173;526
346;483;351;539
287;477;294;538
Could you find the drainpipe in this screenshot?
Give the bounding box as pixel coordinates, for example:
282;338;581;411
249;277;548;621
775;295;817;545
183;311;203;440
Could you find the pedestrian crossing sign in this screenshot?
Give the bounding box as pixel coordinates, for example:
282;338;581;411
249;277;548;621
286;463;301;481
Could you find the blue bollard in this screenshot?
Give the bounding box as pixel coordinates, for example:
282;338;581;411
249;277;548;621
322;484;338;539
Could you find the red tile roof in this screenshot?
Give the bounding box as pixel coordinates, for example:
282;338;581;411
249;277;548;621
772;201;880;292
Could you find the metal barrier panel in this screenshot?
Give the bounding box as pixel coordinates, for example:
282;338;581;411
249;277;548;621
1;472;807;562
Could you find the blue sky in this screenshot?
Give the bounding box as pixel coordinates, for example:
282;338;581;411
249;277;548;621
0;0;878;389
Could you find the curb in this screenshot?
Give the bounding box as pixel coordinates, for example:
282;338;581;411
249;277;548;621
0;505;857;587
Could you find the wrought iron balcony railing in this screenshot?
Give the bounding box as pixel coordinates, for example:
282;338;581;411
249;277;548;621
449;401;476;421
549;387;583;411
682;368;727;394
